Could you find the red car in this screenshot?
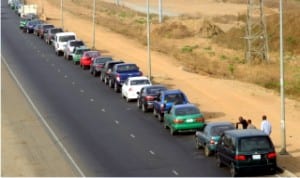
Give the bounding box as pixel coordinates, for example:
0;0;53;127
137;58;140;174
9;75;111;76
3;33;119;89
79;51;101;70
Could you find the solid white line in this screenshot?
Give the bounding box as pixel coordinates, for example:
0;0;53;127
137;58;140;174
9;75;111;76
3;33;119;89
130;134;135;138
115;120;119;124
90;98;94;102
149;150;155;155
1;56;85;177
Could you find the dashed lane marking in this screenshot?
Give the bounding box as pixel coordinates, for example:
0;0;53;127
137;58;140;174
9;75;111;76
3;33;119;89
172;170;179;176
72;81;75;85
101;108;106;112
80;89;84;93
64;75;68;78
115;120;119;124
149;150;155;155
130;134;136;138
90;98;94;102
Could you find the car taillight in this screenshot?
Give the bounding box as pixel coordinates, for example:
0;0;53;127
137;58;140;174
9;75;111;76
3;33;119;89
195;117;205;122
209;139;215;144
235;155;246;161
145;95;154;101
173;119;184;124
267;152;276;159
116;74;120;82
160;104;164;112
140;71;143;76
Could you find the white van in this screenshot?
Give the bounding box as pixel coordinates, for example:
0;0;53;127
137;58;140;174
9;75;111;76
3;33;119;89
53;32;76;56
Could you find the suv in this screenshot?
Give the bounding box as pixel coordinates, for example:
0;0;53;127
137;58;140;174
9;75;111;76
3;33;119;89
216;129;277;177
153;89;189;122
53;32;77;56
44;27;63;45
39;24;55;39
100;60;124;85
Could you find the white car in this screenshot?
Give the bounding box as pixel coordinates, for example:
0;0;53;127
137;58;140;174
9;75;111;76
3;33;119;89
53;32;76;56
121;76;152;102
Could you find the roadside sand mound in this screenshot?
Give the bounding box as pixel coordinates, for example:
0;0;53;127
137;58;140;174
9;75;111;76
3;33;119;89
199;20;224;37
153;22;193;39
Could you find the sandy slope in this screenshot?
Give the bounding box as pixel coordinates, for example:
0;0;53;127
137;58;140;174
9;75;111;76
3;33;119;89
3;0;300;176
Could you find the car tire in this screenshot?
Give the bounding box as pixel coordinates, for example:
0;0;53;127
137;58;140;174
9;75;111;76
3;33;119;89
142;104;147;113
195;136;201;150
158;114;163;122
216;154;224;168
109;79;113;88
153;108;157;117
137;100;141;108
93;71;98;77
105;77;108;85
163;122;168;129
126;96;130;103
230;163;238;177
170;127;175;135
100;73;104;82
204;145;211;157
114;82;119;93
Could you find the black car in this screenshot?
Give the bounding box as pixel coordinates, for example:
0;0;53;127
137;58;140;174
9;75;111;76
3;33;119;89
100;60;124;84
216;129;277;177
39;24;55;39
137;85;167;112
89;56;113;77
44;28;63;45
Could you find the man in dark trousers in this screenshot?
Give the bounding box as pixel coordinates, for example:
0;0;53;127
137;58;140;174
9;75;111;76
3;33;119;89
236;116;248;129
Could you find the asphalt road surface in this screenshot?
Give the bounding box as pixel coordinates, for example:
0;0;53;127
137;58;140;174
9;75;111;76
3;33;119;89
1;1;230;176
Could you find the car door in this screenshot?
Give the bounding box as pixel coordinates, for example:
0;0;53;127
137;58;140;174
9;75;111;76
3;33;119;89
165;106;174;127
198;126;209;146
122;79;129;97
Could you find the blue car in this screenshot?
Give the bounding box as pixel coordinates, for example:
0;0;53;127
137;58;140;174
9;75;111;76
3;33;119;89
23;19;43;33
153;89;189;122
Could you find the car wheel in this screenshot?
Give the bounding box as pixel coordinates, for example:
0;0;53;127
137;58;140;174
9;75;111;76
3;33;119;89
93;71;98;77
216;154;224;168
204;145;211;157
163;122;168;129
100;73;104;81
137;100;141;108
126;96;130;103
142;104;147;112
195;136;201;150
158;114;163;122
121;92;125;99
114;82;119;93
104;77;108;85
170;127;175;135
230;163;238;177
109;79;113;88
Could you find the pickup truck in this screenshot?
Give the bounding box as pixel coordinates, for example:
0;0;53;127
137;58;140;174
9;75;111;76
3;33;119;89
153;89;189;122
108;63;143;92
194;122;235;156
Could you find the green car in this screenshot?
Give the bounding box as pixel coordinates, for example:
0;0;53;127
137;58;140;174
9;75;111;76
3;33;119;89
19;17;31;29
164;103;205;135
72;47;90;65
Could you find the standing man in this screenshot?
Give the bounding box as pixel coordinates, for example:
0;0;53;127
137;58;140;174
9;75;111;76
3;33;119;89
261;115;272;135
236;116;248;129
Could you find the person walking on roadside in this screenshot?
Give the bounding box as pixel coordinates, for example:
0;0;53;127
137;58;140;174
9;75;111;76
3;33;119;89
261;115;272;135
236;116;248;129
247;119;256;129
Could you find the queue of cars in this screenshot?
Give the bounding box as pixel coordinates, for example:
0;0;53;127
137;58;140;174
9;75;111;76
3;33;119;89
15;5;278;176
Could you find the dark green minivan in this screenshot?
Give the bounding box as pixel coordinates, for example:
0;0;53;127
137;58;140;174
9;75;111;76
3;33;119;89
215;129;277;177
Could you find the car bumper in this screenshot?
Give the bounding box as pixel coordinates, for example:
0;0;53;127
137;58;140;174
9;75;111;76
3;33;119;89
173;123;205;132
236;162;277;174
126;92;138;100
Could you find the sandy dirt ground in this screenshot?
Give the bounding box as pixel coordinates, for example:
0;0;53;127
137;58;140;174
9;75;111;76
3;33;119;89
3;0;300;176
1;63;78;176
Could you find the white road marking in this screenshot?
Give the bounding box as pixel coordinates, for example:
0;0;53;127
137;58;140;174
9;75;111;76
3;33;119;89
130;134;135;138
149;150;155;155
57;69;61;72
101;108;106;112
64;75;68;78
80;89;84;93
51;63;55;66
115;120;119;124
172;170;179;176
2;56;85;177
90;98;94;102
72;81;75;85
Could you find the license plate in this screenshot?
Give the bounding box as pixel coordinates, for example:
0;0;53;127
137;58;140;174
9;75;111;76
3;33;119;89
186;119;194;123
252;154;261;160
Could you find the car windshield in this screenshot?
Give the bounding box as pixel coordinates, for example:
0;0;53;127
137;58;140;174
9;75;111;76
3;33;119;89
95;58;112;64
165;93;184;103
147;87;166;95
210;125;234;136
175;106;200;116
70;41;84;47
86;51;100;57
239;136;272;152
76;49;89;55
117;64;139;72
130;79;150;85
43;25;54;29
59;35;76;42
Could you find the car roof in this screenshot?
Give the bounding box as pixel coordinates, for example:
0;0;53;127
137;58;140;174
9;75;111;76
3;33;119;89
172;103;197;109
75;46;89;50
115;63;136;66
143;85;166;89
205;122;234;127
55;32;76;37
161;89;183;94
224;129;268;138
128;76;149;81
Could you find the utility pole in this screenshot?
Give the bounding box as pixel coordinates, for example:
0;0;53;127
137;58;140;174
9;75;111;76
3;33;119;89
147;0;152;80
61;0;64;29
92;0;96;49
158;0;163;23
245;0;269;62
279;0;287;155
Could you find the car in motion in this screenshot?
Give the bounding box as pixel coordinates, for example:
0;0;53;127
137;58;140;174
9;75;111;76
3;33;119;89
63;40;85;60
79;50;100;69
163;103;205;135
153;89;189;122
121;76;152;102
137;85;167;112
194;122;235;157
216;129;277;177
89;56;113;77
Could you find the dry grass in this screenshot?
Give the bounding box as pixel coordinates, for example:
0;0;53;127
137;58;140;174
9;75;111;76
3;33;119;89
47;0;300;100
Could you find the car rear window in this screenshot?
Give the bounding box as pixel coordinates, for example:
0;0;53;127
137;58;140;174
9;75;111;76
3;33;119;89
175;106;200;116
239;136;273;152
95;57;112;64
165;93;184;103
130;79;150;85
76;49;89;55
59;35;76;42
70;41;84;47
117;64;139;72
52;28;63;34
43;25;54;29
210;125;235;136
86;51;100;57
147;87;166;95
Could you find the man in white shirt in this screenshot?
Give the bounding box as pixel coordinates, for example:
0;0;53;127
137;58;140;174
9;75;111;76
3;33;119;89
261;115;272;135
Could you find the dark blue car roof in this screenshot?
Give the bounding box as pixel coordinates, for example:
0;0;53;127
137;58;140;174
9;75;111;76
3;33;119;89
161;89;183;95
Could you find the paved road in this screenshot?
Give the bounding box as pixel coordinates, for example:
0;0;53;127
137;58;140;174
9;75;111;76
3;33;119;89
2;1;229;177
